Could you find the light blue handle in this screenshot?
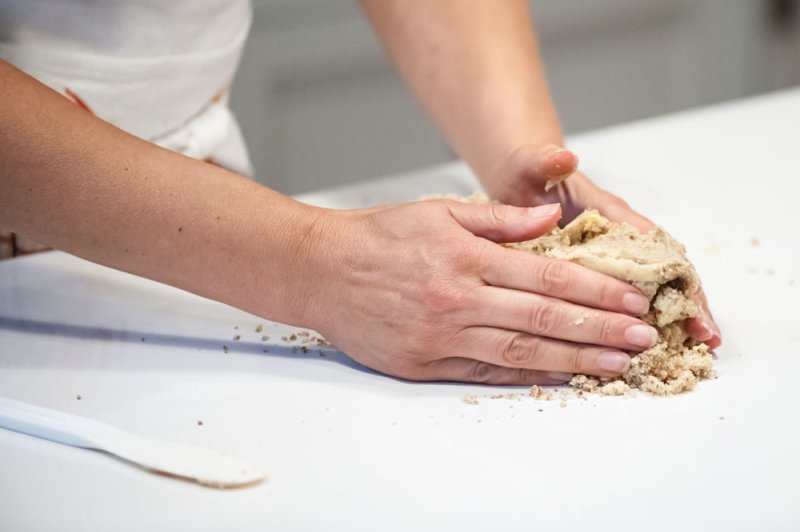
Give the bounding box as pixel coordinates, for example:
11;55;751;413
0;396;117;449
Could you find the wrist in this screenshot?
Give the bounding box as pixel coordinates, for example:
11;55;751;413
262;202;347;331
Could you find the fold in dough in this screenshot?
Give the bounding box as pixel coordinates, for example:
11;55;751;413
508;209;714;396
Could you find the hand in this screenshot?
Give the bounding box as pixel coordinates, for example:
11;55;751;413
484;143;722;349
297;200;662;385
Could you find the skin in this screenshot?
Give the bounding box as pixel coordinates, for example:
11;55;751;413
361;0;721;349
0;0;719;387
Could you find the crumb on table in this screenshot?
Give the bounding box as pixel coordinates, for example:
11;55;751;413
463;394;479;405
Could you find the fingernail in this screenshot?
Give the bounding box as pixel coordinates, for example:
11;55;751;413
624;324;658;348
548;149;577;176
622;293;650;315
547;371;573;382
528;203;560;218
598;351;630;373
696;318;714;342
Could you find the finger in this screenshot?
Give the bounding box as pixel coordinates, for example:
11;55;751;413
507;143;580;186
696;288;721;339
596;194;654;233
452;326;632;378
479;245;651;316
468;286;657;351
420;357;573;386
686;290;722;348
565;175;654;232
686;316;721;349
685;316;713;343
447;201;562;243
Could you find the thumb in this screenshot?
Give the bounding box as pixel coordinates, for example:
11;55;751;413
447;202;561;243
504;144;579;191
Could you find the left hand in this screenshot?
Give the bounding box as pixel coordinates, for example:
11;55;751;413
483;143;722;349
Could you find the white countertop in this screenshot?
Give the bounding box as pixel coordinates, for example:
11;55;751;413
1;89;799;531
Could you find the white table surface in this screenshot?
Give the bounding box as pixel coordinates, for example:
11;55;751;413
2;89;799;531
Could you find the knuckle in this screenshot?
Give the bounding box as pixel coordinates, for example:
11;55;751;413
392;361;427;381
564;344;586;372
527;302;561;335
501;334;543;367
595;280;613;305
471;242;495;278
513;368;533;385
468;361;495;383
595;315;615;344
405;324;441;356
455;241;485;276
488;203;512;227
539;260;570;295
421;278;462;315
389;361;415;380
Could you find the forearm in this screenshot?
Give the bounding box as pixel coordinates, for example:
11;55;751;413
361;0;562;181
0;61;320;325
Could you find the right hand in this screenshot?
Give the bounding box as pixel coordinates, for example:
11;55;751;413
296;200;658;385
486;143;721;349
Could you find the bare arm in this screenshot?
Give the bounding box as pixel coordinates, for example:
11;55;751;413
0;60;320;325
360;0;562;182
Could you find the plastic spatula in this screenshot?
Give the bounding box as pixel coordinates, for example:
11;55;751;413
0;396;265;489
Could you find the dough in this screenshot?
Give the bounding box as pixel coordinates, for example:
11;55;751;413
507;209;714;396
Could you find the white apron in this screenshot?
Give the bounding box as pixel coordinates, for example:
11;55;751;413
0;0;253;176
0;0;254;257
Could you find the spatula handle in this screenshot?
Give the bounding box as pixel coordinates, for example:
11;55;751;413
0;396;114;449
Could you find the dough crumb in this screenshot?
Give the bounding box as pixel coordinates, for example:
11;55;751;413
750;237;760;246
463;394;479;405
529;385;553;401
280;329;331;348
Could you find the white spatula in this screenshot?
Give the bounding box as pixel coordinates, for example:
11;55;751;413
0;396;265;489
